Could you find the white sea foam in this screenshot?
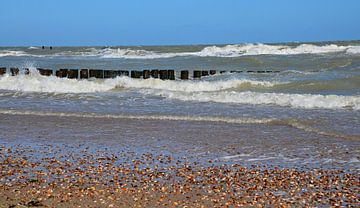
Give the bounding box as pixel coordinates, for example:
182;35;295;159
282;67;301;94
1;44;360;58
0;109;276;125
0;71;117;93
0;50;29;57
1;74;359;110
109;77;278;92
0;73;278;93
71;44;360;58
142;90;360;110
346;46;360;54
28;46;40;50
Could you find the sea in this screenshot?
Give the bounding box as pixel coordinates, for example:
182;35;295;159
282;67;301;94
0;41;359;170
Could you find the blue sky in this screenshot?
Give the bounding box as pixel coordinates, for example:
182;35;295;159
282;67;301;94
0;0;359;46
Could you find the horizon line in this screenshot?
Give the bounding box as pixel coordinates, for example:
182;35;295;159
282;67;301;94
0;39;359;48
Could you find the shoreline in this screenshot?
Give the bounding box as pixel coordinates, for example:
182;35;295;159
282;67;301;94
1;143;359;207
0;112;359;206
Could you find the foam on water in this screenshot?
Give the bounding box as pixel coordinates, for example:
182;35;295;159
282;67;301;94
0;70;116;93
0;73;278;93
142;90;360;110
0;109;276;124
78;44;360;58
1;43;360;59
1;73;359;111
0;50;29;57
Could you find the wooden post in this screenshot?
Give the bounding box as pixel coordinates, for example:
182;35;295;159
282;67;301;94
80;69;89;79
193;70;201;79
151;70;159;78
10;67;19;76
120;70;129;76
37;68;53;76
89;69;104;78
104;70;118;78
143;70;150;79
0;67;6;75
180;70;189;80
56;69;68;78
67;69;78;79
131;70;142;78
24;68;30;75
220;71;226;74
159;70;168;80
201;70;209;76
168;70;175;80
210;70;216;75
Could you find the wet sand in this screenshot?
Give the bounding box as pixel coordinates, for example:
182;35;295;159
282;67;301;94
0;113;359;207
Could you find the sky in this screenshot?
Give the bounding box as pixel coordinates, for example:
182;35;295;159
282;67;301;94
0;0;359;46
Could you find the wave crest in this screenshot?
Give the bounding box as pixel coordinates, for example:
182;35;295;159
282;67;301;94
142;90;360;110
0;73;279;93
1;43;360;59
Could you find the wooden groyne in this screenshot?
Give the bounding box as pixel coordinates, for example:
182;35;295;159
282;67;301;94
0;67;281;80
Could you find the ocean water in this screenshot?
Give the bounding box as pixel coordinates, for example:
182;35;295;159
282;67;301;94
0;41;360;169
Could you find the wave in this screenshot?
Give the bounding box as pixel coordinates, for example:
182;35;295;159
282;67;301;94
0;72;279;93
0;109;277;124
142;90;360;110
1;109;357;140
1;73;359;110
0;70;117;93
69;44;360;58
1;43;360;59
0;50;30;57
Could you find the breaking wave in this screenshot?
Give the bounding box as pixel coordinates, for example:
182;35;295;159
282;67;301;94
0;72;279;93
1;43;360;59
142;90;360;110
0;50;30;57
1;71;359;110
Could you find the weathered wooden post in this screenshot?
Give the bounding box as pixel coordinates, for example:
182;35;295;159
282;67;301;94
210;70;216;75
0;67;6;75
24;68;30;75
56;69;68;78
168;70;175;80
67;69;78;79
131;70;142;78
104;70;118;78
10;67;19;76
80;69;89;79
159;70;168;80
143;70;150;79
37;68;53;76
220;71;226;74
89;69;104;78
151;70;159;78
193;70;201;79
202;70;209;76
180;70;189;80
120;70;129;76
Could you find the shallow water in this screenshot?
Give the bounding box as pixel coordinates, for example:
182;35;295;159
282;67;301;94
0;41;359;169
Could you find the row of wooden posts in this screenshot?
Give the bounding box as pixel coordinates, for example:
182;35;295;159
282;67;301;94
0;67;279;80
